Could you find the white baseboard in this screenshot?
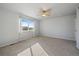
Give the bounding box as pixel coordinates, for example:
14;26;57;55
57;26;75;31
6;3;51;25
41;34;76;41
0;36;33;48
0;38;22;47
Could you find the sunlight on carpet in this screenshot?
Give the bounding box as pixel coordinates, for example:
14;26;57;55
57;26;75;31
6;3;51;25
17;43;48;56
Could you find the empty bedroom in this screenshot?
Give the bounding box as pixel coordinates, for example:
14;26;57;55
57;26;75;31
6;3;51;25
0;3;79;56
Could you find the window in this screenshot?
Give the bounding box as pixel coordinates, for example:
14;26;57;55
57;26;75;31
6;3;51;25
19;17;34;32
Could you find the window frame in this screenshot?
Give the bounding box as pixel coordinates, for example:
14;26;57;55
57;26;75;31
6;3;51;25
19;17;35;32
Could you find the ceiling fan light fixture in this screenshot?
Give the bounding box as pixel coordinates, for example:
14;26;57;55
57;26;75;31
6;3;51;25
40;8;51;17
41;11;49;16
42;14;47;16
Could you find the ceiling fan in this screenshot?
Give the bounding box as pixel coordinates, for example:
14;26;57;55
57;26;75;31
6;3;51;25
40;8;51;17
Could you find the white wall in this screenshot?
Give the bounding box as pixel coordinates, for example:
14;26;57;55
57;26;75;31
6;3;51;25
40;15;76;40
0;8;19;47
0;7;76;47
0;8;39;47
34;20;40;36
76;7;79;49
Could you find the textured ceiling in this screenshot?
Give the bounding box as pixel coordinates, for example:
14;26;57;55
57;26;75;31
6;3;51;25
0;3;78;19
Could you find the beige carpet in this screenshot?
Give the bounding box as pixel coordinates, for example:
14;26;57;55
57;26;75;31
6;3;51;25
0;36;79;56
